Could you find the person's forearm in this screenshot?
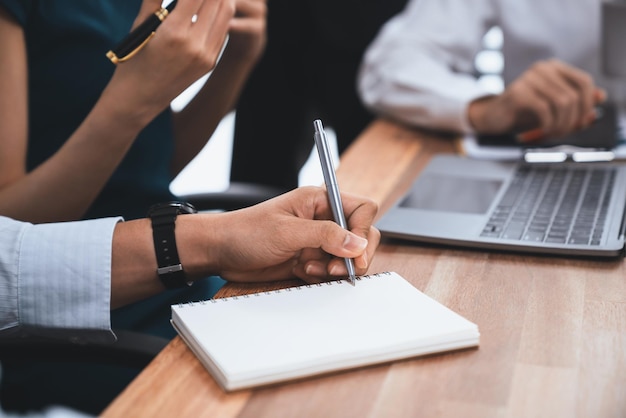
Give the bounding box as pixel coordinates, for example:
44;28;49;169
110;214;223;309
0;95;149;223
359;46;492;134
358;0;495;134
170;43;262;175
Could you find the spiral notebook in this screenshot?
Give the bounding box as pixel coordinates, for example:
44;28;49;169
170;271;480;391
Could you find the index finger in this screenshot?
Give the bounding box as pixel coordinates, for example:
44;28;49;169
341;191;379;239
552;60;598;124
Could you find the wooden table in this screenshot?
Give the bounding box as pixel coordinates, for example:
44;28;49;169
102;119;626;418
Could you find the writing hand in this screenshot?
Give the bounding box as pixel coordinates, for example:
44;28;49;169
211;186;380;284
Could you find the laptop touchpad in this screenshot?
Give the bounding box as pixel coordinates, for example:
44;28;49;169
400;174;502;214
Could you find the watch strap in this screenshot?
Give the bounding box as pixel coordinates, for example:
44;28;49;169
151;211;188;289
148;201;196;289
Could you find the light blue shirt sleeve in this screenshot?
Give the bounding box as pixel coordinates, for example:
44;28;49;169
0;216;122;344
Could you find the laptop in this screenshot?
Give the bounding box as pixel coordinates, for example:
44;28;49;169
376;154;626;257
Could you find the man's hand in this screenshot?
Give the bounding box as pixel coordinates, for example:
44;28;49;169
468;59;606;141
212;186;380;284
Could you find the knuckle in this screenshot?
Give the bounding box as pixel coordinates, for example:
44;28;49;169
531;60;548;72
577;72;593;87
224;0;237;16
366;199;379;216
554;95;572;109
322;221;341;244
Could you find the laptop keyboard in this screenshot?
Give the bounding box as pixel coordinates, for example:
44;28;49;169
480;165;616;245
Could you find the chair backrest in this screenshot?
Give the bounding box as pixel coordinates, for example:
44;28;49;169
178;181;287;212
0;329;168;368
0;330;169;415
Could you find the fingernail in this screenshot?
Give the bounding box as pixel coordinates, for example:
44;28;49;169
516;128;545;143
329;264;345;276
305;262;327;276
356;251;368;269
343;234;367;252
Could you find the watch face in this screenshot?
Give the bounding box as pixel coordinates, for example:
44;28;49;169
148;201;197;216
173;201;197;214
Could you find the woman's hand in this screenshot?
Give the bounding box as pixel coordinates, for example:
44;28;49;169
226;0;267;62
104;0;237;126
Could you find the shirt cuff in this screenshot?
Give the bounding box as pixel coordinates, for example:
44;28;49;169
18;217;123;344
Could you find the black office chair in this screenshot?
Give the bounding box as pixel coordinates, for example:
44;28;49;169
0;329;168;369
0;329;169;415
177;181;288;212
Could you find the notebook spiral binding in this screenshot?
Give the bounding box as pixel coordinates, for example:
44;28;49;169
175;272;392;308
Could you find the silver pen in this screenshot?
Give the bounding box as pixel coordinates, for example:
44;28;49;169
313;119;357;286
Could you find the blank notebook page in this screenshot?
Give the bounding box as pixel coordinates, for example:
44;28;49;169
171;271;479;391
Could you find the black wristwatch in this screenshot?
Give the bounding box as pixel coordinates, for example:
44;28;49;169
147;201;197;289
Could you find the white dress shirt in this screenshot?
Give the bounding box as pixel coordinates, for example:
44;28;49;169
358;0;611;134
0;216;121;344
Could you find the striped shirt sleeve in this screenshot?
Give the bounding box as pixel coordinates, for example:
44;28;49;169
0;216;121;344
